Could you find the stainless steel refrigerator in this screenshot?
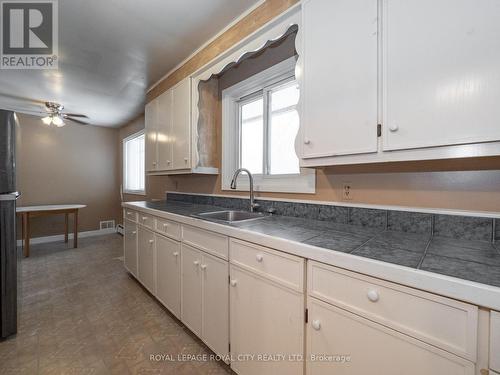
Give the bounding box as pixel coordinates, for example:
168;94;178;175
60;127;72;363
0;109;19;339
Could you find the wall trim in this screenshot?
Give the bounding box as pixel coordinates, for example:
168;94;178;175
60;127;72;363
165;191;500;219
16;227;117;247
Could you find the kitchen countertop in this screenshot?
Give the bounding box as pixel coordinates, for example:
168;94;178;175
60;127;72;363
123;200;500;310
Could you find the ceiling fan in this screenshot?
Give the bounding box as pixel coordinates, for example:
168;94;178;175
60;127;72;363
41;102;89;127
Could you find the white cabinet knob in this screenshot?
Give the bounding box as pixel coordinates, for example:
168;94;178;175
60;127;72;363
389;124;399;132
142;216;147;221
167;160;171;164
193;260;200;266
367;289;380;302
153;162;157;165
312;320;321;331
173;252;179;257
163;223;168;228
256;254;264;262
200;264;207;270
184;157;188;162
131;231;136;235
304;138;311;145
230;279;237;287
148;239;154;244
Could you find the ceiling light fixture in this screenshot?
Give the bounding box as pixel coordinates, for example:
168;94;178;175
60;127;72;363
41;116;52;125
51;115;65;127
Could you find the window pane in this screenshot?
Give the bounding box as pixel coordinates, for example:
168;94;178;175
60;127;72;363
240;98;263;174
241;97;263;121
271;82;299;112
124;133;145;192
269;110;300;174
269;82;300;175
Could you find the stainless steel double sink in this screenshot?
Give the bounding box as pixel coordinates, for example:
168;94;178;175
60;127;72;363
192;210;266;223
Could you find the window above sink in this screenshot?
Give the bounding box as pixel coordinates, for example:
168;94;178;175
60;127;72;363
221;57;315;194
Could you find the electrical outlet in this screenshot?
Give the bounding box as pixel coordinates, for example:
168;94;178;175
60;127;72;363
342;183;353;201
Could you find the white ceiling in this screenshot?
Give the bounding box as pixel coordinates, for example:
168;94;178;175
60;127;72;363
0;0;260;127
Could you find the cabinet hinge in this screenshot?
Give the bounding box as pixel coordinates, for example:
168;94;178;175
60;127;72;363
305;308;308;323
228;343;231;352
228;275;231;284
377;124;382;137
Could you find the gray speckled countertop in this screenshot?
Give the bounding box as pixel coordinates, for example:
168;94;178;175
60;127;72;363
135;200;500;289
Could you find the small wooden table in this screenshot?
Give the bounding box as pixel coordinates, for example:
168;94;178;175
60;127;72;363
16;204;86;257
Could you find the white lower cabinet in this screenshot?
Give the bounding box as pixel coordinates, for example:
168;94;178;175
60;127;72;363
491;311;500;373
201;251;229;360
181;243;229;358
181;244;203;336
229;265;304;375
156;234;181;318
307;297;475;375
123;219;138;277
137;226;156;294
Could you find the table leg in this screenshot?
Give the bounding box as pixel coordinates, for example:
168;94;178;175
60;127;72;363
64;213;69;243
24;213;30;257
73;210;78;248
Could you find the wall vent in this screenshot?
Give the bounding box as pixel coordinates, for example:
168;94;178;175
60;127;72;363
100;220;116;230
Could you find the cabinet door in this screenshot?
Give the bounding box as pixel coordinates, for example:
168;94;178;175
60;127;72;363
201;253;229;359
156;234;181;318
491;311;500;372
383;0;500;151
137;226;156;294
124;219;138;277
157;90;173;170
181;244;202;336
300;0;378;159
230;265;304;375
171;78;191;170
145;98;158;172
307;297;474;375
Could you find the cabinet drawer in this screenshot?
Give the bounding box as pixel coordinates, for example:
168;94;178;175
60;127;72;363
155;217;181;240
137;213;155;229
308;261;478;361
491;311;500;372
182;225;228;260
230;239;304;292
124;209;137;222
307;297;474;375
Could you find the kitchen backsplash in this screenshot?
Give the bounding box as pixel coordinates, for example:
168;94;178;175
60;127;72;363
166;192;499;243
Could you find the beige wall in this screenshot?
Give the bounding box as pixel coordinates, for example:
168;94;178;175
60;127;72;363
16;114;122;237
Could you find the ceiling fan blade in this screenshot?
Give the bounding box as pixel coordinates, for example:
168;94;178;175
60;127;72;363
63;113;88;118
65;117;89;125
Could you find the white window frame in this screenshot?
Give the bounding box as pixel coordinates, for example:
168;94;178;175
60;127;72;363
222;57;315;194
122;130;146;195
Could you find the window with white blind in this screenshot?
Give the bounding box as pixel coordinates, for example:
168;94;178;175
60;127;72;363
123;130;145;195
222;57;315;194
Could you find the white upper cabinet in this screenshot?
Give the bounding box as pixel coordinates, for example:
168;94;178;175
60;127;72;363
298;0;500;166
299;0;378;159
171;77;191;170
144;77;218;174
383;0;500;151
145;98;158;172
156;89;173;171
